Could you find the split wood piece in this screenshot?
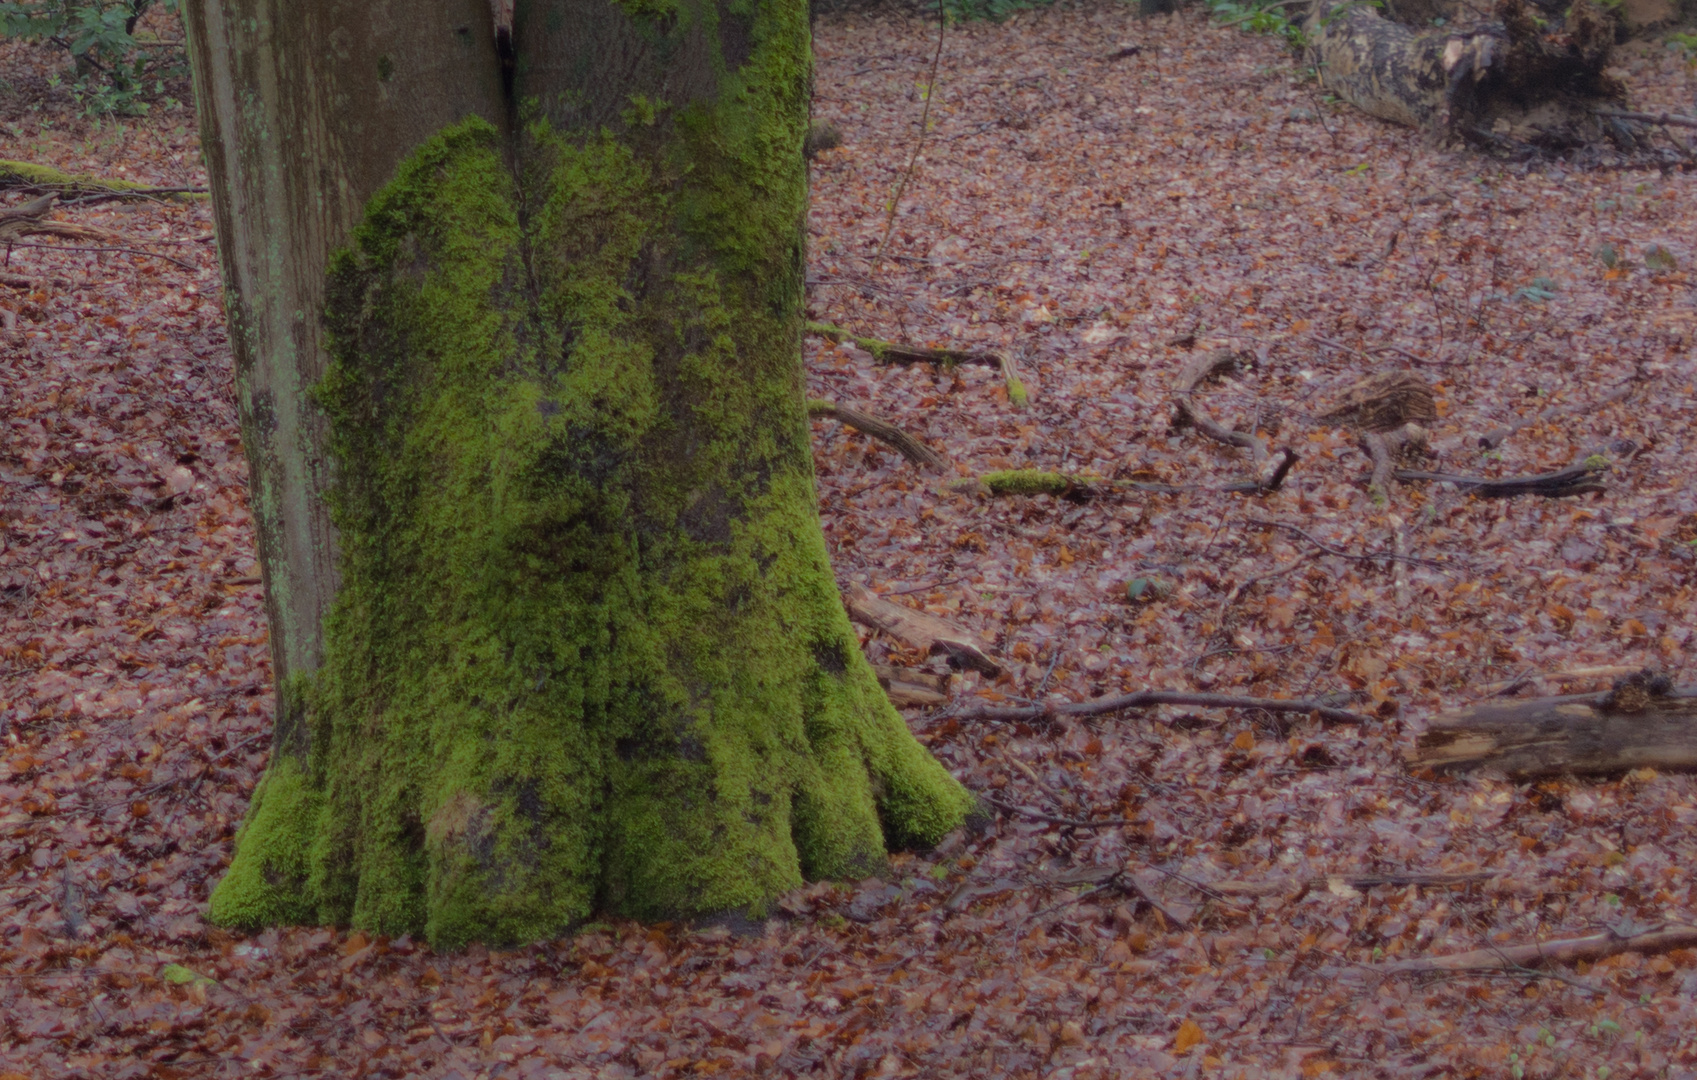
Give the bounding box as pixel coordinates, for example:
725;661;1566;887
807;321;1028;408
1409;674;1697;777
806;399;945;470
1393;460;1605;498
872;664;951;708
953;689;1375;726
843;582;1001;677
1209;870;1493;898
1319;371;1437;433
1379;924;1697;974
1477;379;1636;449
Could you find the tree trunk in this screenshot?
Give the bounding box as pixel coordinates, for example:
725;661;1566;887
185;0;974;947
1303;0;1625;148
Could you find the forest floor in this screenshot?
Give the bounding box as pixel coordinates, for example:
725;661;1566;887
3;3;1697;1078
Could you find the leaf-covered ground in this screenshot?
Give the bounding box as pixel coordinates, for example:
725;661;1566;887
3;5;1697;1077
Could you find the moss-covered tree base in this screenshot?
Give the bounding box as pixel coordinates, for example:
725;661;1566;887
207;0;974;948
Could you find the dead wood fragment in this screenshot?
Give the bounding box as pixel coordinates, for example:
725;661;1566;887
807;399;945;470
1409;674;1697;776
1320;371;1438;433
807;321;1028;408
1379;924;1697;974
873;664;951;707
1393;460;1604;498
1477;380;1636;449
844;582;1001;677
953;689;1374;726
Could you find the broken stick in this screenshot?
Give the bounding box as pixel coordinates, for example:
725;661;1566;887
1379;924;1697;974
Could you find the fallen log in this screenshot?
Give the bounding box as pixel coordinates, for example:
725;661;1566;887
1304;0;1631;151
1409;672;1697;776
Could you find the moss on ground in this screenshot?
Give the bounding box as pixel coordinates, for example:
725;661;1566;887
209;0;973;948
981;469;1071;496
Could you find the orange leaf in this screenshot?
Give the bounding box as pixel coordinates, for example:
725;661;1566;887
1173;1018;1205;1054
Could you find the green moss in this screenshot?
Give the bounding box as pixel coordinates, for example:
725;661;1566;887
1003;371;1029;408
211;0;971;947
0;159;206;198
981;469;1071;496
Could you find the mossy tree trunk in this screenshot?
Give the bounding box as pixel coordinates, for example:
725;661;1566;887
185;0;975;948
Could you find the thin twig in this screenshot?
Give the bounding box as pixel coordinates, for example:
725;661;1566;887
873;2;945;264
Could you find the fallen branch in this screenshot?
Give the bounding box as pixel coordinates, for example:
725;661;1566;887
807;399;945;470
808;321;1028;408
1168;349;1298;492
4;242;195;272
0;160;206;200
1393;461;1605;498
1410;673;1697;776
954;689;1375;726
1380;924;1697;974
844;582;1001;676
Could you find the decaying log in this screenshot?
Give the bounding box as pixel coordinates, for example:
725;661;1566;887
844;582;1002;676
1380;924;1697;974
807;321;1029;408
807;399;946;470
1304;0;1628;150
1410;673;1697;776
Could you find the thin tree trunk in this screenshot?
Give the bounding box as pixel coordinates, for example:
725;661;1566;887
186;0;974;947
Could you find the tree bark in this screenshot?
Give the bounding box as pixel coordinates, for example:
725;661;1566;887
186;0;974;947
1408;679;1697;777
